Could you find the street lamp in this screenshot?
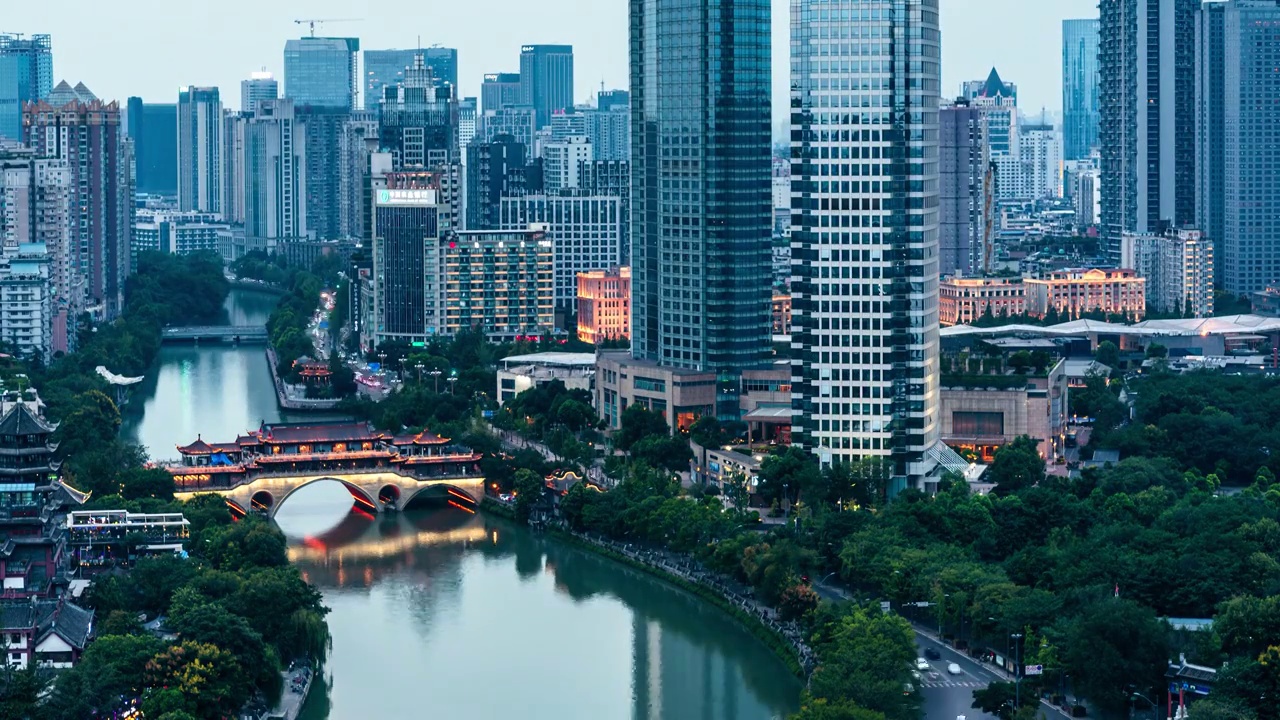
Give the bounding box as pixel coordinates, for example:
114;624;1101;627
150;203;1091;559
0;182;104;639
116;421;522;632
415;362;424;384
428;369;442;393
1010;633;1024;707
1130;689;1158;720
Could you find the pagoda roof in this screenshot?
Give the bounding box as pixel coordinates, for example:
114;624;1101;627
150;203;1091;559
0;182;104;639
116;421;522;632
211;443;241;453
0;403;56;437
176;436;216;455
391;429;450;445
257;422;385;444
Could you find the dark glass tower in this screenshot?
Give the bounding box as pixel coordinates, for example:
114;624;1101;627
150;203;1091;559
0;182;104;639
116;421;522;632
519;45;574;128
0;34;52;142
126;97;178;197
629;0;772;375
1062;19;1100;160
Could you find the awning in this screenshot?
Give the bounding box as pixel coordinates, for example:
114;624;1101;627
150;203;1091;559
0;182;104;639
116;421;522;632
743;406;795;422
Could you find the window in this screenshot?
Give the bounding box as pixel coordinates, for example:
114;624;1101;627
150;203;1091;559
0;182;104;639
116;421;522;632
953;411;1004;437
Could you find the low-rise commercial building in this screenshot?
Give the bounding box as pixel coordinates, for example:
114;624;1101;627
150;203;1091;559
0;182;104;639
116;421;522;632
594;350;718;433
497;352;595;404
939;277;1026;326
67;510;190;573
940;356;1068;463
576;266;630;344
1024;268;1145;321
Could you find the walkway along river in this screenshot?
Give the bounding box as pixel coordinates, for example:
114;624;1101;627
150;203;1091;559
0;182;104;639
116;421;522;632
122;289;803;720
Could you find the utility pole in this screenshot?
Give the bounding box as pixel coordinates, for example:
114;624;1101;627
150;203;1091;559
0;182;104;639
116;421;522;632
1011;632;1024;707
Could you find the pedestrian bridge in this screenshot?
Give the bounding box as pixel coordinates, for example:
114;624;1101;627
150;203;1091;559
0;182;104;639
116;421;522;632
161;325;268;343
174;470;486;519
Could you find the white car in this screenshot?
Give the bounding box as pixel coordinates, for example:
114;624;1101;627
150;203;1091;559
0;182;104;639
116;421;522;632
915;658;931;671
947;662;962;675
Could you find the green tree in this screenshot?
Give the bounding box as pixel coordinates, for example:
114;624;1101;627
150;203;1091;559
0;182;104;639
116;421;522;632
971;681;1035;719
617;405;670;450
807;604;919;720
987;436;1045;496
45;634;166;719
758;446;823;507
513;468;546;522
630;435;694;472
1095;340;1120;368
1060;599;1169;714
0;665;45;720
790;695;887;720
144;641;245;718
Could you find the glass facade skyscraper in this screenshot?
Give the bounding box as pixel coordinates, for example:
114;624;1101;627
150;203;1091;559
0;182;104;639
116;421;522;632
126;98;178;197
365;47;459;110
0;34;53;142
1062;19;1100;160
178;86;223;213
283;37;360;109
519;44;574;129
790;0;944;492
629;0;772;376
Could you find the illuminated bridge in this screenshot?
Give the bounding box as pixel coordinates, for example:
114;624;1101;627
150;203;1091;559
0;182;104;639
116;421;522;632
161;325;269;343
164;421;486;518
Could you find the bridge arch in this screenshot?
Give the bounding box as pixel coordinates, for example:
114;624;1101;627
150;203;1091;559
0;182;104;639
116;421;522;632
378;484;402;507
251;490;275;513
273;477;378;518
403;483;481;511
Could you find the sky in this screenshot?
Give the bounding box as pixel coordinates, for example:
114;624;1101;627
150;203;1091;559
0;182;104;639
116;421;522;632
8;0;1099;118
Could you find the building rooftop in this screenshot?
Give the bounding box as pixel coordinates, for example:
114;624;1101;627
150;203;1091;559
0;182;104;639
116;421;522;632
0;402;55;437
943;314;1280;339
500;352;597;368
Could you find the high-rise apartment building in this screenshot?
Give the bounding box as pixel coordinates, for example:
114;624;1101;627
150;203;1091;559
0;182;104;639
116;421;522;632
297;106;348;240
1017;122;1063;200
465;135;529;231
0;34;52;142
476;107;538;149
177;86;223;213
585;104;630;162
446;226;555;339
338;111;378;241
240;71;278;113
790;0;945;491
519;45;574;129
133;210;228;260
458;97;477;149
377;53;459;169
283;37;360;109
597;89;629;112
0;147;71;354
1197;0;1280;295
221;111;247;227
481;73;522;113
963;70;1020;201
1099;0;1198;264
580;159;631;266
541;135;592;192
1121;228;1214;317
126;99;178;197
24;81;131;320
498;193;622;309
939;102;990;277
1062;19;1101;161
629;0;772;379
243;99;307;253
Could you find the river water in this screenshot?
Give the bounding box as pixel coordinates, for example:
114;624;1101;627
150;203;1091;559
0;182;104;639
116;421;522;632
122;289;802;720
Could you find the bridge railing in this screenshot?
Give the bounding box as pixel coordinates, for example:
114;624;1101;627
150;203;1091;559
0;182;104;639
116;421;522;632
171;464;483;494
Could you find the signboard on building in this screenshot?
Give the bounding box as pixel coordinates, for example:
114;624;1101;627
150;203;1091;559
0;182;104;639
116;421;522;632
1025;665;1044;676
376;189;438;206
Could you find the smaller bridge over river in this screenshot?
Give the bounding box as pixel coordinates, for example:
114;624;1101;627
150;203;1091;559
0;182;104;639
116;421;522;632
164;421;486;518
161;325;268;344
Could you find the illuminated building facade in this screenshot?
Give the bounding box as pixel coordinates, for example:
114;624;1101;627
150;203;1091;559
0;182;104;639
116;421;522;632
577;266;630;344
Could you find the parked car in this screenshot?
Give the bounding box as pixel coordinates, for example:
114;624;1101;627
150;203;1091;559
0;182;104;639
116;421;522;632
947;663;962;675
916;658;931;671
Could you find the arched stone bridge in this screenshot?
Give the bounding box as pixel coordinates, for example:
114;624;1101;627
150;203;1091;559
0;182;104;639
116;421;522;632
175;471;486;519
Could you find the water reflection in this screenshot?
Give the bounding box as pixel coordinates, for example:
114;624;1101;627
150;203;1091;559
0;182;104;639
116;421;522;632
281;487;800;720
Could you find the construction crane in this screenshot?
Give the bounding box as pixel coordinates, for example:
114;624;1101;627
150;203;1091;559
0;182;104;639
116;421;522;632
294;18;362;37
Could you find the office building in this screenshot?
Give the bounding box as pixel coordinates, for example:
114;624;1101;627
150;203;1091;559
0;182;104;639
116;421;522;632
941;356;1068;464
519;45;574;128
1198;0;1280;295
371;182;454;345
0;148;72;353
585;104;629;162
940;101;990;277
580;159;631;266
476;106;538;149
377;53;458;169
577;266;630;344
629;0;772;382
466;135;530;230
366;47;458;109
283;37;360;109
1024;269;1146;320
298;105;349;240
0;34;52;142
481;72;522;113
177;86;222;213
597;89;628;112
133;210;228;261
221;111;247;226
446;226;554;339
24;81;131;319
1121;228;1214;317
790;0;947;491
541;135;591;192
243;99;307;254
240;71;278;113
338;111;378;241
1063;19;1101;160
126;98;178;197
498;193;622;309
458;97;477;149
549;109;587;139
939;277;1026;326
1099;0;1198;264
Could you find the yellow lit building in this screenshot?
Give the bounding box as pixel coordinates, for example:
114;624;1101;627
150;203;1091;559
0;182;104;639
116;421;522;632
939;277;1026;326
1024;268;1146;321
440;224;555;340
576;266;630;344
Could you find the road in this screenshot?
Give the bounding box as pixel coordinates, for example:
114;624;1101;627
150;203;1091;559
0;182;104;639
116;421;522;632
913;632;1000;720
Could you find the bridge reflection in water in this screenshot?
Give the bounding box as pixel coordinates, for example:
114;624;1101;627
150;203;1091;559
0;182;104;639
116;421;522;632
283;494;800;720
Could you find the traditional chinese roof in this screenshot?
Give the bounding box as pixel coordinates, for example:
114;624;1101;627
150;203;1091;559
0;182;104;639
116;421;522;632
211;443;241;454
391;430;450;446
256;422;385;444
0;403;56;437
253;450;396;464
37;599;93;650
176;436;216;455
398;452;482;465
0;602;36;631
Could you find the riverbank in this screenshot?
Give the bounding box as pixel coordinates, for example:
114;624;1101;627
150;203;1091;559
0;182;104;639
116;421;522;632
230;277;287;295
266;345;343;411
480;498;809;678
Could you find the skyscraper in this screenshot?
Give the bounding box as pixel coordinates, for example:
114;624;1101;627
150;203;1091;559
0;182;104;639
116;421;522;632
241;71;278;113
465;135;530;231
243;99;307;253
377;53;459;169
481;73;522;113
24;81;131;319
0;34;52;142
1099;0;1198;264
1198;0;1280;294
790;0;946;492
1062;19;1100;160
178;86;223;213
0;146;71;354
519;45;574;128
365;47;459;110
962;69;1020;200
629;0;772;380
939;102;990;277
126;98;178;197
283;37;360;109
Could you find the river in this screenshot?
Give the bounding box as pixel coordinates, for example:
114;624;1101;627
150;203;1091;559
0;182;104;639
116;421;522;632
122;289;803;720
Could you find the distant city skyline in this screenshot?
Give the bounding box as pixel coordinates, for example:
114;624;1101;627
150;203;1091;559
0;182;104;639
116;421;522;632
7;0;1096;118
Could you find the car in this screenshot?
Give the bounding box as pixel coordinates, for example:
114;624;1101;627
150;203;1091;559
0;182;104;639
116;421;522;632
911;670;922;681
915;658;931;671
947;663;962;675
924;647;942;660
902;682;914;695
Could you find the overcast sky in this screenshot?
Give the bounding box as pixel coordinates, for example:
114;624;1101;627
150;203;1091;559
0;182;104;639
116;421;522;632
9;0;1098;116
